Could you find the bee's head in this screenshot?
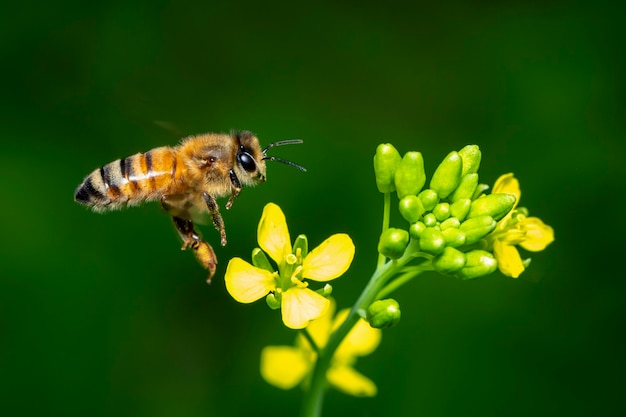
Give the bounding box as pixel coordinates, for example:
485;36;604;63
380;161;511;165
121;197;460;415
232;131;267;185
233;131;306;186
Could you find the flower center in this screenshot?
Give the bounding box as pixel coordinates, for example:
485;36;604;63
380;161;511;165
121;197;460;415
277;253;305;291
290;265;307;288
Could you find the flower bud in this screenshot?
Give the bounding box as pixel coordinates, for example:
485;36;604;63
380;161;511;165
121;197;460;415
266;293;281;310
468;194;516;221
399;195;425;223
422;213;437;228
315;283;333;298
418;189;439;211
373;143;402;193
378;228;410;259
440;217;460;230
430;151;462;198
433;203;450;221
433;247;467;274
419;228;445;255
394;152;426;198
450;198;471;222
472;183;490;200
252;248;275;272
409;221;426;239
442;228;466;247
459;215;497;244
454;250;498;280
367;299;401;328
458;145;481;176
293;234;308;260
449;173;479;202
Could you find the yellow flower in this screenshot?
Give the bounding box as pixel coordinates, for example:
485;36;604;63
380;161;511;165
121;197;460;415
489;173;555;278
260;300;382;397
225;203;355;329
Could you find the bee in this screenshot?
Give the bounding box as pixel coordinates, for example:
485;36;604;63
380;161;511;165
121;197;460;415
74;130;305;282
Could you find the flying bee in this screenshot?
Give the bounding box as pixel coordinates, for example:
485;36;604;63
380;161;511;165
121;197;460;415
74;130;305;282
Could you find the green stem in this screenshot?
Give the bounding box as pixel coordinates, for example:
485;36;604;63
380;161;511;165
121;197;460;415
377;192;391;268
300;328;320;354
299;252;413;417
376;265;430;300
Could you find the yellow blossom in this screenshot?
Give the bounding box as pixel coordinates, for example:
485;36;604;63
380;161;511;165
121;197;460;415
225;203;355;329
489;173;554;278
260;300;382;397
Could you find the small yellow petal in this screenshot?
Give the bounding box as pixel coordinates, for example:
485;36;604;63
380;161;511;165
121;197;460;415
260;346;311;390
257;203;292;265
519;217;555;252
327;365;377;397
224;258;276;303
302;234;355;282
281;287;330;329
334;310;382;359
493;173;521;203
494;240;525;278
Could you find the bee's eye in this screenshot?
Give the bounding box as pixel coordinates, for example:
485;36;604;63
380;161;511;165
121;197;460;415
238;151;256;172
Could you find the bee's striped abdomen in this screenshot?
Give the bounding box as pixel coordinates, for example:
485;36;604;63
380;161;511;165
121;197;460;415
74;147;183;210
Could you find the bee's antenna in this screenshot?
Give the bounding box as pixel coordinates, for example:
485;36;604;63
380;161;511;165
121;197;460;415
262;155;307;172
262;139;303;154
262;139;306;172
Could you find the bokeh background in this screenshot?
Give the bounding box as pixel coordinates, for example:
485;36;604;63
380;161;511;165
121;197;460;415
1;1;624;416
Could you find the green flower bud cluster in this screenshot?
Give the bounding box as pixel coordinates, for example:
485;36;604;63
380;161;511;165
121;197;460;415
374;144;514;279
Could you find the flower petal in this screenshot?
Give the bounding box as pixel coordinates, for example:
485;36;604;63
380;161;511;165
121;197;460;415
328;365;377;397
257;203;292;265
260;346;311;390
520;217;555;252
493;240;525;278
281;287;330;329
333;309;382;360
493;173;521;203
224;257;276;303
302;234;355;282
297;298;335;351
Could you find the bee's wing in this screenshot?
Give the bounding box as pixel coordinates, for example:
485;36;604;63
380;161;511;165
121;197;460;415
187;205;211;225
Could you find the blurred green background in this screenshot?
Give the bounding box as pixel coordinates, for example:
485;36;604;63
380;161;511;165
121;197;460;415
1;1;624;416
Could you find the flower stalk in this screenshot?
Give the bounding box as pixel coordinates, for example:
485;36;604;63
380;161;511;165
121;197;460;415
300;189;423;417
301;250;408;417
224;142;554;417
298;144;553;416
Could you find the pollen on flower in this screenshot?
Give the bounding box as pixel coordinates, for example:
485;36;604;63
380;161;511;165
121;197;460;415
286;253;298;265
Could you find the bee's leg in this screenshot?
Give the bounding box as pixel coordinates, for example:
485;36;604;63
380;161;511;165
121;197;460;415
170;216;201;250
202;192;227;246
225;169;242;210
171;216;217;283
